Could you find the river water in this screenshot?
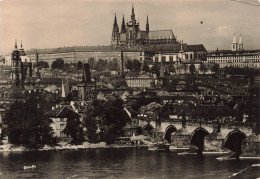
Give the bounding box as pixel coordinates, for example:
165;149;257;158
0;148;259;179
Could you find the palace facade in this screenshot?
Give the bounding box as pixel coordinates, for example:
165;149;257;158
207;34;260;69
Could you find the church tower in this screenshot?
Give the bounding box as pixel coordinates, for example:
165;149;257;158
11;40;22;85
238;34;243;50
121;15;126;33
146;15;149;33
111;14;120;46
232;33;238;51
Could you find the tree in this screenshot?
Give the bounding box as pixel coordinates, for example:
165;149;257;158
200;63;208;74
142;60;150;73
151;64;160;76
4;96;55;146
182;63;188;74
63;112;85;145
189;63;196;75
93;59;108;72
211;63;220;74
84;106;99;143
88;57;95;68
35;61;49;69
125;59;133;71
51;58;65;69
108;58;119;71
88;99;130;144
76;61;83;69
132;59;142;72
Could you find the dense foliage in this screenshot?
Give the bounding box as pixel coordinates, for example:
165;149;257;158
51;58;65;69
4;96;55;147
85;99;130;144
63;112;85;145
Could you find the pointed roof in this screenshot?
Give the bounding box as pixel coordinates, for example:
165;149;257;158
146;14;149;32
121;14;126;33
232;33;237;43
239;34;243;44
113;13;118;28
14;40;18;49
131;4;135;21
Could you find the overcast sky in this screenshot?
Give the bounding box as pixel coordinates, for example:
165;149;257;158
0;0;259;54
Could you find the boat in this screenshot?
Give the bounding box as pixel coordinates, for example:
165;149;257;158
23;165;36;170
252;163;260;167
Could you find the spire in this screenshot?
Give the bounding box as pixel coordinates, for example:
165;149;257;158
232;33;237;43
20;41;23;48
121;14;126;33
113;13;118;28
146;14;149;32
239;34;242;44
14;40;18;49
131;4;135;21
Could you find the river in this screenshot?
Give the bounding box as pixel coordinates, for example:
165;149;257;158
0;148;259;178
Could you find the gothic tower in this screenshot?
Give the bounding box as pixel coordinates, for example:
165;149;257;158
111;14;120;46
146;15;149;33
121;15;126;33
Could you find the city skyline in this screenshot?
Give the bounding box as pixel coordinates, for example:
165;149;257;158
0;0;259;54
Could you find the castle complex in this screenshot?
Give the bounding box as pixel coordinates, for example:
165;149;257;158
111;5;177;48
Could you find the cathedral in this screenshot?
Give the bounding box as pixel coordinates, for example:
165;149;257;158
111;5;178;48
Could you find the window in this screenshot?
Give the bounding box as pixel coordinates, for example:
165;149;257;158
169;56;173;62
155;57;158;62
162;56;166;62
60;124;65;130
190;54;193;59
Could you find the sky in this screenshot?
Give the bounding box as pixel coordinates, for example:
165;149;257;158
0;0;259;54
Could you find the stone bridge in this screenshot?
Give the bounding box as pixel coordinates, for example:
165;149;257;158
139;119;255;154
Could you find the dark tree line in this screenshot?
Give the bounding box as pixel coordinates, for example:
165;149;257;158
4;96;55;147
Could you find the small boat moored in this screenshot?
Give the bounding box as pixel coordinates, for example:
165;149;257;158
23;165;36;170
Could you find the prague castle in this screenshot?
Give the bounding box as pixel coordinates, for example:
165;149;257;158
111;5;177;48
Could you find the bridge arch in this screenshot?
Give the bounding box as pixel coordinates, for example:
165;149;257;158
163;125;177;143
190;127;210;153
224;130;247;155
143;124;154;135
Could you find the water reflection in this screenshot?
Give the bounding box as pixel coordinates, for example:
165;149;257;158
0;148;259;178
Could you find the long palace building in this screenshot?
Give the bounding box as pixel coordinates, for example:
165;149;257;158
24;5;207;68
207;34;260;69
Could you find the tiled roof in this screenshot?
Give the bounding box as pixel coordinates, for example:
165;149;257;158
32;77;78;84
148;30;175;40
184;44;207;52
26;46;143;54
45;105;80;118
207;49;260;56
137;31;148;39
143;44;183;52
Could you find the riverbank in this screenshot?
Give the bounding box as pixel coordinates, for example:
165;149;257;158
0;142;148;152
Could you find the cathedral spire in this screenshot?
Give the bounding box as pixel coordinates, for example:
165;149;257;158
113;13;118;28
121;14;126;33
146;14;149;32
131;4;135;21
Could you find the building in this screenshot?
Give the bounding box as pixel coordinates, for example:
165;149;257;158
45;105;82;140
111;5;177;48
207;34;260;69
125;74;155;88
2;41;33;87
